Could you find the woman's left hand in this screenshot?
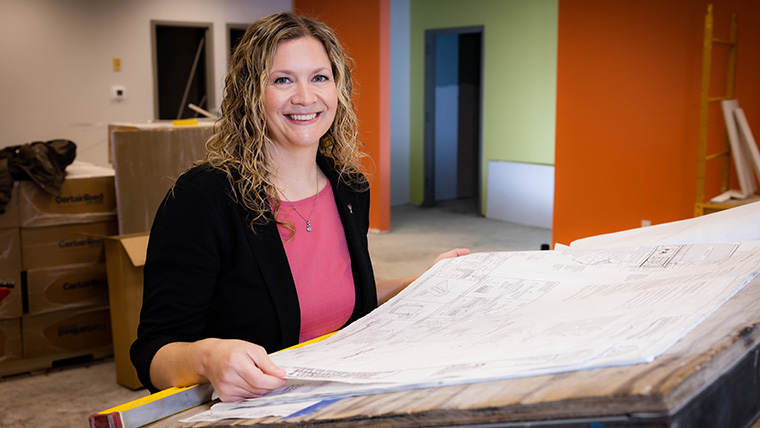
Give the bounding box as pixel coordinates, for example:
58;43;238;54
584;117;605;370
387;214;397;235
430;248;470;268
376;248;471;305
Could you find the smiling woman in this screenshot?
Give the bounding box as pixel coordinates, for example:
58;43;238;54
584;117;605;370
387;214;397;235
129;11;468;404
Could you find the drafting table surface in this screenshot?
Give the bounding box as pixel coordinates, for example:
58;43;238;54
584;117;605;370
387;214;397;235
145;275;760;427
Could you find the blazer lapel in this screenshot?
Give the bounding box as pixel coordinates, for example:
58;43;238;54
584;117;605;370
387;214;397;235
242;208;301;348
318;156;377;320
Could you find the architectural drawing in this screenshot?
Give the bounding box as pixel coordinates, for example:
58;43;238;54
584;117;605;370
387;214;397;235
271;242;760;387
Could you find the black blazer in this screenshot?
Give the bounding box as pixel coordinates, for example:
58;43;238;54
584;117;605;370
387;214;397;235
130;156;377;392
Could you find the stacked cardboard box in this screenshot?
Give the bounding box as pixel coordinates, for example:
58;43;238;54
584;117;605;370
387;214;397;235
1;123;209;385
0;162;118;375
105;121;210;389
109;121;211;234
0;184;23;365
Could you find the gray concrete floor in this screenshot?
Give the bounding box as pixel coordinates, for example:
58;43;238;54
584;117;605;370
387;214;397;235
0;202;551;428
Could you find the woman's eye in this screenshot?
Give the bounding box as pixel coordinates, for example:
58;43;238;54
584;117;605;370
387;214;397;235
273;77;291;84
313;75;330;83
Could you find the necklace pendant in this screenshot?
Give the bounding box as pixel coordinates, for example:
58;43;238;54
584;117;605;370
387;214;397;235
280;176;319;234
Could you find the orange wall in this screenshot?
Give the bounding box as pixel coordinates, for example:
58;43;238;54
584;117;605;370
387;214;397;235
554;0;760;246
295;0;391;232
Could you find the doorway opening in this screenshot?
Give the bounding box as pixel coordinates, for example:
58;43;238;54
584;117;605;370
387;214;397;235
423;27;483;214
227;24;248;66
152;22;214;120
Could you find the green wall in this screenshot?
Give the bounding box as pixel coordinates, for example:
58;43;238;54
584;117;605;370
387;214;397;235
409;0;558;207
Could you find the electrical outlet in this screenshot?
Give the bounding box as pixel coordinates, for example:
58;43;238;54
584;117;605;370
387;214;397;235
641;219;651;227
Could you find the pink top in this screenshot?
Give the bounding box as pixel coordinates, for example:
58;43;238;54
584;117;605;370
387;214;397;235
276;184;355;343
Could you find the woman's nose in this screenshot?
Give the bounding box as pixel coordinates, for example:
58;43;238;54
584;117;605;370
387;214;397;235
291;81;317;105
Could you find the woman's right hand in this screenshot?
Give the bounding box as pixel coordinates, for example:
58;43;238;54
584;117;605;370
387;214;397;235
151;338;287;403
196;338;288;402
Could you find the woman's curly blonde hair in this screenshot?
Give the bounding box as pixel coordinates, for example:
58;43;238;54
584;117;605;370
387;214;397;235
202;12;367;228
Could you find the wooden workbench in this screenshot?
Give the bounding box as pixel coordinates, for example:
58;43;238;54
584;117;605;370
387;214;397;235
146;274;760;427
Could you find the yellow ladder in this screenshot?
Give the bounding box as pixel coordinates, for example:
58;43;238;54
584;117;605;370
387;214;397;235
694;4;737;217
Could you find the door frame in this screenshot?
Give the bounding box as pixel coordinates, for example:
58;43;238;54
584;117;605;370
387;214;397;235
151;20;215;120
423;26;484;208
226;23;250;69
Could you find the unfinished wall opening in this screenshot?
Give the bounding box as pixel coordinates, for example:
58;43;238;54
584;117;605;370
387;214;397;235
423;27;483;213
152;21;214;120
227;23;248;67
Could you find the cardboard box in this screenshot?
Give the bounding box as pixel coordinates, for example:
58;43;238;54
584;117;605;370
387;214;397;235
103;233;148;389
0;227;22;273
0;227;23;320
0;272;22;320
22;306;111;358
0;182;20;229
20;220;118;270
0;318;22;363
25;263;109;315
18;162;116;228
109;122;211;235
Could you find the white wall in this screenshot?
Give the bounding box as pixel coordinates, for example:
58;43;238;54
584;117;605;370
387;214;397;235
0;0;290;167
390;0;410;206
486;161;554;229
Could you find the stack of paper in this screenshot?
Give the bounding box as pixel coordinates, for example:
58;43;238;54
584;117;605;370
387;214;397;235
185;202;760;422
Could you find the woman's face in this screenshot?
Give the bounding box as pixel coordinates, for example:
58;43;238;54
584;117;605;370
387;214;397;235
264;36;338;152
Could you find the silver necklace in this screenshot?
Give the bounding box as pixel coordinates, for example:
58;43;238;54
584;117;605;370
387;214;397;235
280;176;320;232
